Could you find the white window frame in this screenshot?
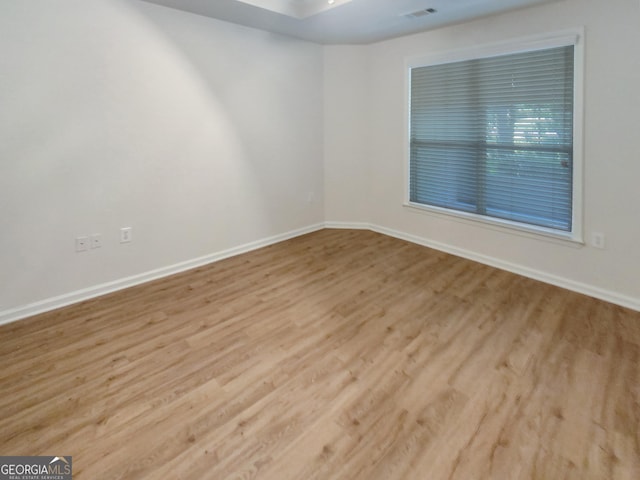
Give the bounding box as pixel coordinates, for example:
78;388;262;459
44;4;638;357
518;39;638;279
404;29;585;244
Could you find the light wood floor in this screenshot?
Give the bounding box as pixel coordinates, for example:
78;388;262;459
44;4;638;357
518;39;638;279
1;229;639;479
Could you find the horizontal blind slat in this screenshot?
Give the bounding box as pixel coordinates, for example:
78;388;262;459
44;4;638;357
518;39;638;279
409;44;574;232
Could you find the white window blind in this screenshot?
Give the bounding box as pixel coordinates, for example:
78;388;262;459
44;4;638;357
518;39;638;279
409;45;575;233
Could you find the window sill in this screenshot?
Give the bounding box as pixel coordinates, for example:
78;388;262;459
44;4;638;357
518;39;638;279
403;202;584;248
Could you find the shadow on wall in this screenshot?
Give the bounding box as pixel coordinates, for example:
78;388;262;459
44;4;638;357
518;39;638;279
1;0;318;310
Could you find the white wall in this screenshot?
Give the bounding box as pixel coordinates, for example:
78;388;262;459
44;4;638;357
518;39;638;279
325;0;640;308
2;0;639;322
0;0;324;320
323;45;369;224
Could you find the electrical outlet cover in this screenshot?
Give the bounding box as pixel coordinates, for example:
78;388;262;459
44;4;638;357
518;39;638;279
75;236;89;252
90;234;102;249
120;227;132;243
591;232;605;249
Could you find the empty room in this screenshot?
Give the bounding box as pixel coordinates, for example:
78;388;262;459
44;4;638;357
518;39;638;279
1;0;639;478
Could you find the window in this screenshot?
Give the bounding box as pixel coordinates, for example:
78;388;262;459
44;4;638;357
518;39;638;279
408;34;582;239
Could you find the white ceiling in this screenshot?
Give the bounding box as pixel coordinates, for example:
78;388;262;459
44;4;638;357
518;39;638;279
139;0;560;45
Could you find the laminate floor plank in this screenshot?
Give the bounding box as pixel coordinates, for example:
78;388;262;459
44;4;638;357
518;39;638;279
1;229;638;479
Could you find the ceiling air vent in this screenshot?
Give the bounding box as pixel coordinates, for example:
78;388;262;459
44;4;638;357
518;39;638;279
404;8;437;19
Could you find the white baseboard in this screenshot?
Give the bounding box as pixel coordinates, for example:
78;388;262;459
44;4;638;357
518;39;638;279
2;221;637;326
324;221;371;230
341;222;640;312
0;223;325;326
